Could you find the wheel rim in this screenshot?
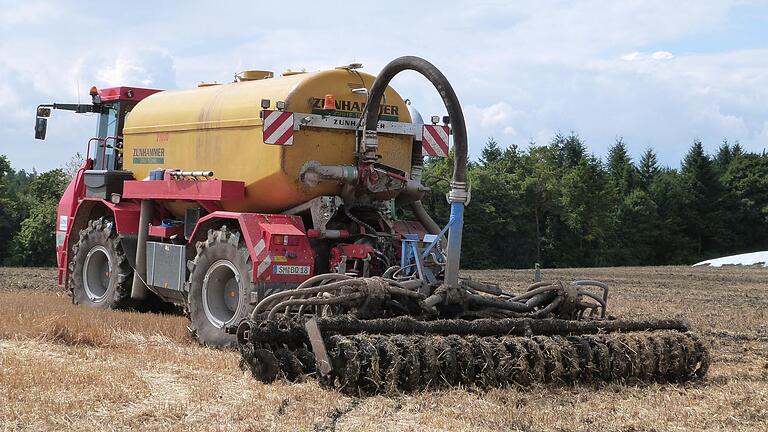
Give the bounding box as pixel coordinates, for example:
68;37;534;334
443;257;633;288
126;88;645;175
202;260;241;328
83;245;111;302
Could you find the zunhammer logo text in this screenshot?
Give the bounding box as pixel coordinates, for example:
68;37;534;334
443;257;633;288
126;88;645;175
133;148;165;157
132;147;165;164
311;98;399;120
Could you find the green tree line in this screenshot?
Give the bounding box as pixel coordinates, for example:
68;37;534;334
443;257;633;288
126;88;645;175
1;133;767;269
0;155;67;266
422;134;768;268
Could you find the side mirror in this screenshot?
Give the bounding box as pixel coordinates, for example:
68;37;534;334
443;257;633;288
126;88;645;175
34;117;48;140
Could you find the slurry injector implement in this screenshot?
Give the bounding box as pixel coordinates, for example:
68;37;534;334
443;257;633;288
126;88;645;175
233;57;709;394
38;56;708;395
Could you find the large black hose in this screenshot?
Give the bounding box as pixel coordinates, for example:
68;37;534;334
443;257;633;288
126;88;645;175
364;56;466;256
363;56;468;184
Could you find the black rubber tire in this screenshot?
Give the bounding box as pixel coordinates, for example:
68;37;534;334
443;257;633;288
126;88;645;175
187;226;255;347
69;217;134;309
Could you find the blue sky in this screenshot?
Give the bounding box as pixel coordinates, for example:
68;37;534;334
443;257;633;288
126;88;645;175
1;0;767;171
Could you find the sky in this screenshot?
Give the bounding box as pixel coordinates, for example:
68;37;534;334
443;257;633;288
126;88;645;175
1;0;767;172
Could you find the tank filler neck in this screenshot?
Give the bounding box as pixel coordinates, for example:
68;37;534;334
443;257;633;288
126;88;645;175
235;70;274;82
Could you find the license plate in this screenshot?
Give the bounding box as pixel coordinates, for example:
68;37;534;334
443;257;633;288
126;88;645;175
273;265;311;275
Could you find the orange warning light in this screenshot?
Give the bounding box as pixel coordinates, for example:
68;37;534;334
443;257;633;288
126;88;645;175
323;94;336;110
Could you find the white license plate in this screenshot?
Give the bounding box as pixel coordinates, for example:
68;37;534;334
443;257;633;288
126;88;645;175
273;265;311;275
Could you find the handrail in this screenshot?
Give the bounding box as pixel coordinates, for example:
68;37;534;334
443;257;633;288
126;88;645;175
101;136;120;170
85;136;121;170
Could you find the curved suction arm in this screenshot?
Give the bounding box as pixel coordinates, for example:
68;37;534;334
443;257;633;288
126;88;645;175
362;56;468;185
363;56;469;290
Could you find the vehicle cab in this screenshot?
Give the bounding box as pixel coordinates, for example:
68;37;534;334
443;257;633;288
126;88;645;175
35;85;162;283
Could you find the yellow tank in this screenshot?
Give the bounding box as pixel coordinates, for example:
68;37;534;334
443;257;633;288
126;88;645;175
122;68;413;216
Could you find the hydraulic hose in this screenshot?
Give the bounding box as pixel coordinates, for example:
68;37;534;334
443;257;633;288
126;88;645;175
363;56;469;290
410;200;446;248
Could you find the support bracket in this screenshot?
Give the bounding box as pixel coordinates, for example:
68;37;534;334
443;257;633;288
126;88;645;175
305;318;333;376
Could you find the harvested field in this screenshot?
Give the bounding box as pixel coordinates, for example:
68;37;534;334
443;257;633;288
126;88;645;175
0;265;766;431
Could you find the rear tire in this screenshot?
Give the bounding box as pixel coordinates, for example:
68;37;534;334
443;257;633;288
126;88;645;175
69;217;133;309
187;226;255;347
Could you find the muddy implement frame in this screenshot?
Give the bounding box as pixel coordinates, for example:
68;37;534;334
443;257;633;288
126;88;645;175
236;275;710;395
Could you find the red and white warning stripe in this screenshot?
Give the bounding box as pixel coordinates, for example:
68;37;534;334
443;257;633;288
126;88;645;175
422;124;450;157
253;238;272;279
262;110;295;145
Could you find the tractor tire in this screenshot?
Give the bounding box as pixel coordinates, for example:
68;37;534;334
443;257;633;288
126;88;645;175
187;226;255;348
69;217;134;309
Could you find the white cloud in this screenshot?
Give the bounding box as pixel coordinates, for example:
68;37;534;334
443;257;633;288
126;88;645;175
621;51;643;61
479;102;514;126
0;0;766;170
462;102;527;145
752;121;768;150
81;49;177;89
651;51;675;60
0;1;57;26
622;51;675;62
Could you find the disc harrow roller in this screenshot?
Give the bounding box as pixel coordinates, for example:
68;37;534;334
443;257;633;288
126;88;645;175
237;318;710;395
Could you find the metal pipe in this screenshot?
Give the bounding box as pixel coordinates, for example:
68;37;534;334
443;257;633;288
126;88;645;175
574;279;610;306
130;199;153;300
169;170;214;178
395;176;427;207
576;289;608;318
410;200;446;249
299;162;358;187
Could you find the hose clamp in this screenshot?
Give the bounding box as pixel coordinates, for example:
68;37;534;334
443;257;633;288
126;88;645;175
362;130;379;162
363;130;378;150
447;181;470;204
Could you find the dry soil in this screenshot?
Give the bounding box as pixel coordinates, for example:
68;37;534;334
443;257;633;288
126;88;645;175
0;266;766;431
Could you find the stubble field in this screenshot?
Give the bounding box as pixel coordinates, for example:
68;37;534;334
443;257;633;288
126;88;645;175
0;266;766;431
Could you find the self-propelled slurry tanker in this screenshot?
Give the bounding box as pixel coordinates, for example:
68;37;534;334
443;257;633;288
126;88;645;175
36;56;708;394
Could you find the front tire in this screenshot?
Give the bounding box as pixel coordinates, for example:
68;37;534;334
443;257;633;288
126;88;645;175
69;217;133;309
187;226;254;347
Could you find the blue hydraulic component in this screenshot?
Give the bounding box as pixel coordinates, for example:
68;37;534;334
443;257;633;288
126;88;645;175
400;234;438;284
443;201;465;288
400;201;465;286
160;218;182;227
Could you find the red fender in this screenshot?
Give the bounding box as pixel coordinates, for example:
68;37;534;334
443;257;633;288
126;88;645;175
57;165;141;287
188;211;315;283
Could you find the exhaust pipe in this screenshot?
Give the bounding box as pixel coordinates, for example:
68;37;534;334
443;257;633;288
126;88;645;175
130;199;153;300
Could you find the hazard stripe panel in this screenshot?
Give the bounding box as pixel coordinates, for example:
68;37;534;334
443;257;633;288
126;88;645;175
252;237;272;278
263;110;295;145
422;125;450;157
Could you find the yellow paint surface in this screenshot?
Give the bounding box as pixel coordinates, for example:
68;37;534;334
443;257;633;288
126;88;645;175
123;69;413;216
